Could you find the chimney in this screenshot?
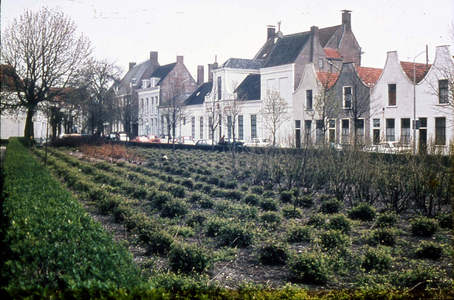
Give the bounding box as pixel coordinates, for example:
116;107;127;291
342;10;352;31
129;62;136;70
150;51;158;64
267;27;276;41
208;64;214;82
310;26;319;63
197;65;204;85
177;55;184;64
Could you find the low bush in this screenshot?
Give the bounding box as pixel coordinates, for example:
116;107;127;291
411;217;439;237
171;185;186;198
319;230;350;250
319;198;343;214
251;186;264;195
436;214;453;229
185;212;207;227
326;214;352;233
376;212;397;228
260;198;278;211
243;193;261;206
142;230;174;254
152;192;173;209
181;178;195;189
169;225;195;238
288;251;329;284
261;211;282;229
160;198;189;218
217;222;255;247
362;246;392;272
263;190;276;198
225;180;238;189
307;213;327;228
414;241;443;260
281;205;303;219
205;217;230;237
368;228;397;246
168;243;211;274
224;189;243;201
280;191;293;203
189;192;204;203
198;195;215;209
256;240;288;265
239;183;249;191
286;224;311;243
300;195;314;208
391;263;448;289
348;204;376;221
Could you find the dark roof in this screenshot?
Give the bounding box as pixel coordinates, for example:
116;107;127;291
400;61;431;84
151;63;177;84
235;74;261;100
264;32;311;67
184;82;213;106
116;59;159;95
318;25;342;48
219;58;265;70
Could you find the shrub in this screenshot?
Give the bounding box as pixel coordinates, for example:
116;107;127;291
286;224;311;243
260;198;278;211
171;185;186;198
208;176;219;185
185;212;207;228
320;230;350;250
300;195;314;208
288;251;329;284
436;214;453;229
376;212;397;228
189;192;204;203
168;243;211;274
348;204;376;221
142;230;174;254
153;192;173;209
239;183;249;191
362;246;392;272
411;217;439;237
391;263;447;289
251;186;264;195
224;189;243;201
243;194;261;206
225;180;238;189
279;191;293;203
205;217;230;237
261;211;282;229
319;198;343;214
202;184;213;194
181;178;194;189
194;182;204;190
307;213;327;228
326;214;352;233
218;223;254;247
256;241;288;265
161;199;189;218
198;195;215;209
415;241;443;260
168;225;195;238
281;205;303;219
368;228;396;246
263;190;276;198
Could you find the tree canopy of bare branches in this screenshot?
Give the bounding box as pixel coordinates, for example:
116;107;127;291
1;7;92;140
260;89;290;147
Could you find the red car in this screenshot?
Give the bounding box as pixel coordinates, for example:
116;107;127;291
131;136;150;143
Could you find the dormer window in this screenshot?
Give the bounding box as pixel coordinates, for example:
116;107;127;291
343;86;352;109
318;58;324;70
388;84;396;106
439;79;449;104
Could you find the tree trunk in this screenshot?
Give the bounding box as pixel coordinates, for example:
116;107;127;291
24;107;35;142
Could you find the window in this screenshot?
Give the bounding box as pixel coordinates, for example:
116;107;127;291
141;99;144;111
227;116;232;139
191;117;195;139
209;117;213;140
318;58;324;69
386;119;395;141
329;120;336;143
251;115;257;139
435;117;446;145
217;77;222;100
373;119;380;128
355;119;365;145
419;118;427;128
151;98;154;114
306;90;313;110
305;120;312;142
146;98;149;115
343;86;352;109
295;120;301;129
200;117;204;139
401;118;410;145
316;120;324;144
341;119;350;144
238;115;244;140
183;117;186;125
161;116;165;135
295;120;301;148
388;84;396;106
439;80;449;104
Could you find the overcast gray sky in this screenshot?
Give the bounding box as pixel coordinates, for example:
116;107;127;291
2;0;453;79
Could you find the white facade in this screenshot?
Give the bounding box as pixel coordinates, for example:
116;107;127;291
137;82;161;136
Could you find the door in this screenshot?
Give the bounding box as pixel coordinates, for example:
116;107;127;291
419;129;427;154
373;129;380;145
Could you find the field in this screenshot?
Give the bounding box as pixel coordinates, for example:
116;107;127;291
30;143;453;293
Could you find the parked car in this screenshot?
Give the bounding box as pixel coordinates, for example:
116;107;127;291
178;136;196;145
147;135;161;143
131;136;150;143
196;139;217;146
244;138;271;147
363;142;411;154
223;138;244;147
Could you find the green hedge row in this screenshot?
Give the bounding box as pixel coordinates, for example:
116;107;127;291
1;139;143;296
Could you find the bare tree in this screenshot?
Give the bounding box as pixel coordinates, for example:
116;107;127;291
224;83;244;159
1;7;91;141
205;83;222;150
260;89;290;147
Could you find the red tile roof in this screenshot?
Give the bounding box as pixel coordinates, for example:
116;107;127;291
324;48;342;59
400;61;431;83
355;66;383;87
316;72;339;89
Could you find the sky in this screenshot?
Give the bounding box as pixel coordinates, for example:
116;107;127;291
2;0;453;80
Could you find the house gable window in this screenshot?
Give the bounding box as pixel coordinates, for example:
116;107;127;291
305;120;312;143
386;119;395;141
435;117;446;145
316;120;324;144
251;115;257;139
388;84;396;106
401;118;410;145
355;119;365;145
318;58;324;70
238;115;244;140
328;119;336;143
343;86;352;109
439;80;449;104
306;90;313;110
341;119;350;144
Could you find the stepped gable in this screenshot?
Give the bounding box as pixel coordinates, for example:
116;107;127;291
316;72;339;89
355;66;383;87
400;61;431;84
184;82;213;106
236;74;261;100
